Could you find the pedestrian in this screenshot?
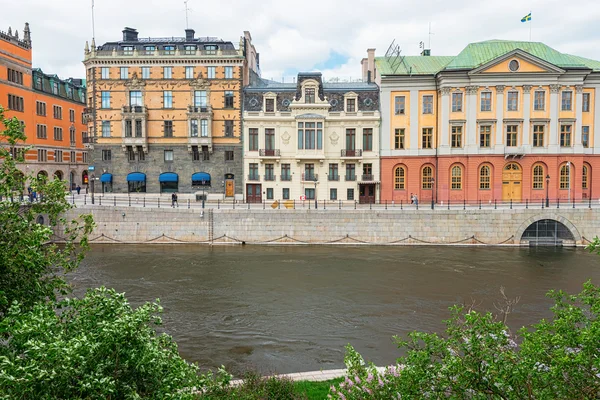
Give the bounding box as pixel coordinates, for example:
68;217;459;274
76;185;81;195
27;186;32;202
32;191;37;202
414;194;419;206
171;192;178;208
410;193;414;204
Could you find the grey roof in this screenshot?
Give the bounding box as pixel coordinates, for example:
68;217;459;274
245;77;378;92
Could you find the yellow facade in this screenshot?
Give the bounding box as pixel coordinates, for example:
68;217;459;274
481;57;548;73
389;91;410;149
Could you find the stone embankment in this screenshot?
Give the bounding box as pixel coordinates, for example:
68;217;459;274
52;206;600;246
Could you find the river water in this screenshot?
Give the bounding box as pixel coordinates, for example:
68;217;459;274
70;245;600;375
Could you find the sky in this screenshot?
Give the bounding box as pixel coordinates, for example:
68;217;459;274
2;0;600;83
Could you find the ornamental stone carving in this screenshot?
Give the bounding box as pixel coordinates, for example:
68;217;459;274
550;84;561;93
523;85;532;94
466;86;479;95
439;87;451;96
124;72;146;89
329;132;339;145
495;85;505;93
575;85;584;94
281;131;291;145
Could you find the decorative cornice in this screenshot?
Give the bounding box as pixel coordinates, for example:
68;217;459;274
495;85;505;93
523;85;532;94
550;84;561;93
575;85;584;94
439;87;451;96
465;86;479;95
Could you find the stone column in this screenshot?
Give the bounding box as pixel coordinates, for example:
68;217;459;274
495;85;505;148
410;89;419;152
466;86;478;149
549;84;560;152
522;85;532;148
574;85;584;151
439;87;450;150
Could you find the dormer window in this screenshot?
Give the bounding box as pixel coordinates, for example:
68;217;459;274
52;82;59;95
122;46;133;55
144;46;155;55
204;45;217;55
184;45;196;55
164;45;175;55
265;98;275;112
346;98;356;112
305;88;315;104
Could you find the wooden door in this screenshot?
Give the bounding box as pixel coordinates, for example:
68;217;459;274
359;184;375;204
246;184;262;203
502;163;522;201
225;180;234;197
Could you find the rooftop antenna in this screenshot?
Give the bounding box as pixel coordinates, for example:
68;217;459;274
91;0;96;40
385;39;411;75
184;0;191;29
428;22;434;50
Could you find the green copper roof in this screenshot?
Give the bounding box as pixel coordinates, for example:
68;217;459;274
376;40;600;76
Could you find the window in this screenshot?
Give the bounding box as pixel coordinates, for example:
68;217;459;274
163;91;173;108
69;109;75;122
266;188;274;200
194;90;207;107
304;164;315;180
101;121;111;137
135;120;142;137
265;98;275;112
509;59;520;72
451;92;463;112
422;95;433;114
141;67;150;79
582;165;589;189
345;129;355;150
164;121;173;137
347;188;354;201
531;125;544;147
8;95;24;112
583;93;591;112
479;166;491;189
507;91;518;111
451;165;462;189
163;67;173;79
129;91;142;107
120;67;128;80
345;164;356;181
82;152;88;163
163;45;175;55
53;105;62;119
225;150;234;161
363;128;373;151
164;150;174;162
37;149;47;162
249;163;259;180
184;45;196;55
249;128;258;150
55;150;63;163
7;68;23;84
192;146;200;161
102;149;111;161
305;188;315;200
533;165;544;189
394;166;405;189
36;124;47;139
125;120;132;137
101;67;110;79
582;126;590;148
265;128;275;150
207;66;216;79
560;125;572;147
422;166;433;189
422;128;433;149
281;164;291;181
305;88;315;104
299;122;322;150
201;119;208;137
394;128;405;149
53;127;63;141
144;45;155;55
534;91;545;111
561;91;572;111
36;101;46;116
127;147;136;162
560;164;571;189
451;126;462;148
101;91;110;108
330;188;337;200
224;91;234;108
282;188;290;200
185;66;194;79
329;163;339;180
70;151;75;163
506;125;518;146
480;125;491;147
480;92;492;112
52;82;59;95
224;120;234;137
394;96;405;115
224;66;233;79
122;46;133;55
264;164;275;181
190;119;198;137
346;98;356;112
70;127;76;144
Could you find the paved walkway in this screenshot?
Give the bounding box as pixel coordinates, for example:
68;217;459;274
230;366;386;385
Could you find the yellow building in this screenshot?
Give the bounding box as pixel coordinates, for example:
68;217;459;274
83;28;259;197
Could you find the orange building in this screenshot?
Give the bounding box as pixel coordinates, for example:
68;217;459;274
0;23;88;189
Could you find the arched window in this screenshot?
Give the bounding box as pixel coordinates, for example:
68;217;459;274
479;165;490;189
532;164;544;189
422;166;433;189
582;165;589;189
451;165;462;189
560;164;571;189
394;166;405;190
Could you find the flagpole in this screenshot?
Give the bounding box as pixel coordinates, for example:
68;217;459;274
529;10;532;41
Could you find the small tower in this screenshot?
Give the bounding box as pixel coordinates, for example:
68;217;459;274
23;22;31;46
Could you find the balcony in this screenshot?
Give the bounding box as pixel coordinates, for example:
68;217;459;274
264;174;276;182
187;105;212;114
361;174;374;181
280;175;292;181
247;174;260;182
82;107;93;123
121;105;147;114
504;146;525;159
345;175;357;182
341;149;363;158
301;173;318;182
328;175;340;181
259;149;281;157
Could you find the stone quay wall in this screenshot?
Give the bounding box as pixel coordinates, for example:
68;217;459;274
53;207;600;246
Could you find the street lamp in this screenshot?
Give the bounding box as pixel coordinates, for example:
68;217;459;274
314;179;318;209
545;174;550;208
431;177;435;209
91;174;95;204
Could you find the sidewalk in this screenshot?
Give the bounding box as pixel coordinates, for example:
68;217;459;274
230;366;386;385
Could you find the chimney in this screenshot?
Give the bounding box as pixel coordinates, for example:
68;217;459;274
122;27;138;41
421;49;431;56
185;29;195;41
361;58;368;81
365;48;376;83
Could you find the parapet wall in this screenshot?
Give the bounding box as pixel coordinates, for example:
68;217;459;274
53;207;600;246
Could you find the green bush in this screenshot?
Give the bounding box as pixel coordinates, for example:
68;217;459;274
201;371;305;399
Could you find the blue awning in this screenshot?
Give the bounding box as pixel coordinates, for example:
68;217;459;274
100;173;112;183
127;172;146;182
192;172;211;185
159;172;178;183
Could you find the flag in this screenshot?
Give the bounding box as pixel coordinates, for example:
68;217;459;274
521;13;531;22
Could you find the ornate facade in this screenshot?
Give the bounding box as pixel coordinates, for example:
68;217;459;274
243;73;380;204
0;23;88;189
364;41;600;204
83;28;259;196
